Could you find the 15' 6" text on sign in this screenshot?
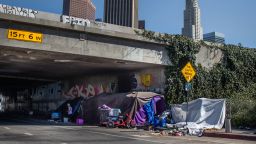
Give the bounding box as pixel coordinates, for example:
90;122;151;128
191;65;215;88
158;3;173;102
8;29;43;43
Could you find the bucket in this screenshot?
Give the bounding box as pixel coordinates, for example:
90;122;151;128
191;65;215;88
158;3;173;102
51;112;60;119
76;118;84;125
225;119;232;133
63;117;69;123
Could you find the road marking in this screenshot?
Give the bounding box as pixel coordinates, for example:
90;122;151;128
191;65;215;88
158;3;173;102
132;135;151;138
61;143;68;144
53;126;76;130
4;127;10;130
85;130;165;144
82;126;98;128
56;126;216;144
161;135;231;144
24;132;33;136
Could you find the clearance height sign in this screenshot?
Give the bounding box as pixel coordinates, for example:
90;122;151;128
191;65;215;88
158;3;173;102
8;29;43;43
181;62;196;83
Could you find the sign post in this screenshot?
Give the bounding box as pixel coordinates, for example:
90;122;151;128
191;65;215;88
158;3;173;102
181;62;196;126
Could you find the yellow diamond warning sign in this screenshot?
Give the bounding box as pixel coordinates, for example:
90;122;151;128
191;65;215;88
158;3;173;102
181;62;196;82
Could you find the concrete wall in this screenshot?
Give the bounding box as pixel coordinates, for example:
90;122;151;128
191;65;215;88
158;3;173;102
30;75;117;112
133;68;165;94
62;75;118;99
0;5;144;36
21;67;165;113
0;93;15;112
196;45;223;70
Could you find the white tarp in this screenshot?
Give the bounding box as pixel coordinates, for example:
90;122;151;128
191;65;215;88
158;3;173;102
171;98;226;130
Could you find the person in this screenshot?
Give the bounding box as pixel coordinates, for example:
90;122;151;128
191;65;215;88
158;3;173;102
67;103;73;122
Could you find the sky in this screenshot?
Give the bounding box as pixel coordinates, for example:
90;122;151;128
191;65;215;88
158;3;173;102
0;0;255;48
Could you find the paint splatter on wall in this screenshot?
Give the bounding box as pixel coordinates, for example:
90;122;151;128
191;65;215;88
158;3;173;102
133;68;165;94
140;74;153;87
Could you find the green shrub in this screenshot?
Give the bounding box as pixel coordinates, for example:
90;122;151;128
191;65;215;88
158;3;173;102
229;84;256;128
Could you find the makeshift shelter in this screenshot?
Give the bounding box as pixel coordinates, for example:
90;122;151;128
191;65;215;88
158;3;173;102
56;97;84;120
83;92;166;125
171;98;226;130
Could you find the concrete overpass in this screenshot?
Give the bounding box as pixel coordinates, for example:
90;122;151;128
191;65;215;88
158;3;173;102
0;11;170;81
0;7;171;113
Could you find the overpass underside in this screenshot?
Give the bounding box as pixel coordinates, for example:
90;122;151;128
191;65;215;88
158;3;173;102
0;45;165;114
0;45;162;81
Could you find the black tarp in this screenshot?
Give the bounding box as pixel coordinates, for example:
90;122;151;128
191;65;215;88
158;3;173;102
83;92;166;124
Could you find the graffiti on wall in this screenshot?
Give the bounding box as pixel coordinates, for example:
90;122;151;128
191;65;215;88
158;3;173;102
131;73;164;94
0;4;38;18
64;82;116;99
0;94;5;112
61;15;91;27
31;80;116;100
140;74;153;87
32;82;62;100
31;82;62;112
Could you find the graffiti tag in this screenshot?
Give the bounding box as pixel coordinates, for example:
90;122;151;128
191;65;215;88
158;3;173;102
61;15;91;27
0;4;38;18
32;82;62;100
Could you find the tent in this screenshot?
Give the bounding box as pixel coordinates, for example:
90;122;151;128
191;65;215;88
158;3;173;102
83;92;166;125
56;97;84;120
171;98;226;130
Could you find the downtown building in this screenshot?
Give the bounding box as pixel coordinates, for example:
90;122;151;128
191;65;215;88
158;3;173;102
182;0;203;41
104;0;138;28
204;32;225;44
63;0;96;20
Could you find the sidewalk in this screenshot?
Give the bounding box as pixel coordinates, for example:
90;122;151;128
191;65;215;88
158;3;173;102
204;129;256;141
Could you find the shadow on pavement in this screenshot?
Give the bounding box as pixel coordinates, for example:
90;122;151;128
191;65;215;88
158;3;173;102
0;112;87;126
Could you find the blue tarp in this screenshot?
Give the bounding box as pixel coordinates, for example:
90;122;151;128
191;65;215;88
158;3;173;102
143;100;155;125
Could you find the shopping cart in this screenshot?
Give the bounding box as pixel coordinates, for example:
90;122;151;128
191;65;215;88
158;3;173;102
99;109;111;126
98;108;121;127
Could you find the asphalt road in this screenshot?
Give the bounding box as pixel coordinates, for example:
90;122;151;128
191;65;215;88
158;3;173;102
0;118;255;144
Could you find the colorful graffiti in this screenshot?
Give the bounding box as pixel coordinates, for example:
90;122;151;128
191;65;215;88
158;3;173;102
132;72;164;94
0;4;38;18
64;82;116;99
140;74;153;87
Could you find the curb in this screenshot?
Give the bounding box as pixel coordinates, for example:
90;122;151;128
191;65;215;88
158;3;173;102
204;132;256;141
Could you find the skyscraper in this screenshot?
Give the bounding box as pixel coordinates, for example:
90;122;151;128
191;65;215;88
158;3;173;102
104;0;138;28
63;0;96;20
203;32;225;44
182;0;203;41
